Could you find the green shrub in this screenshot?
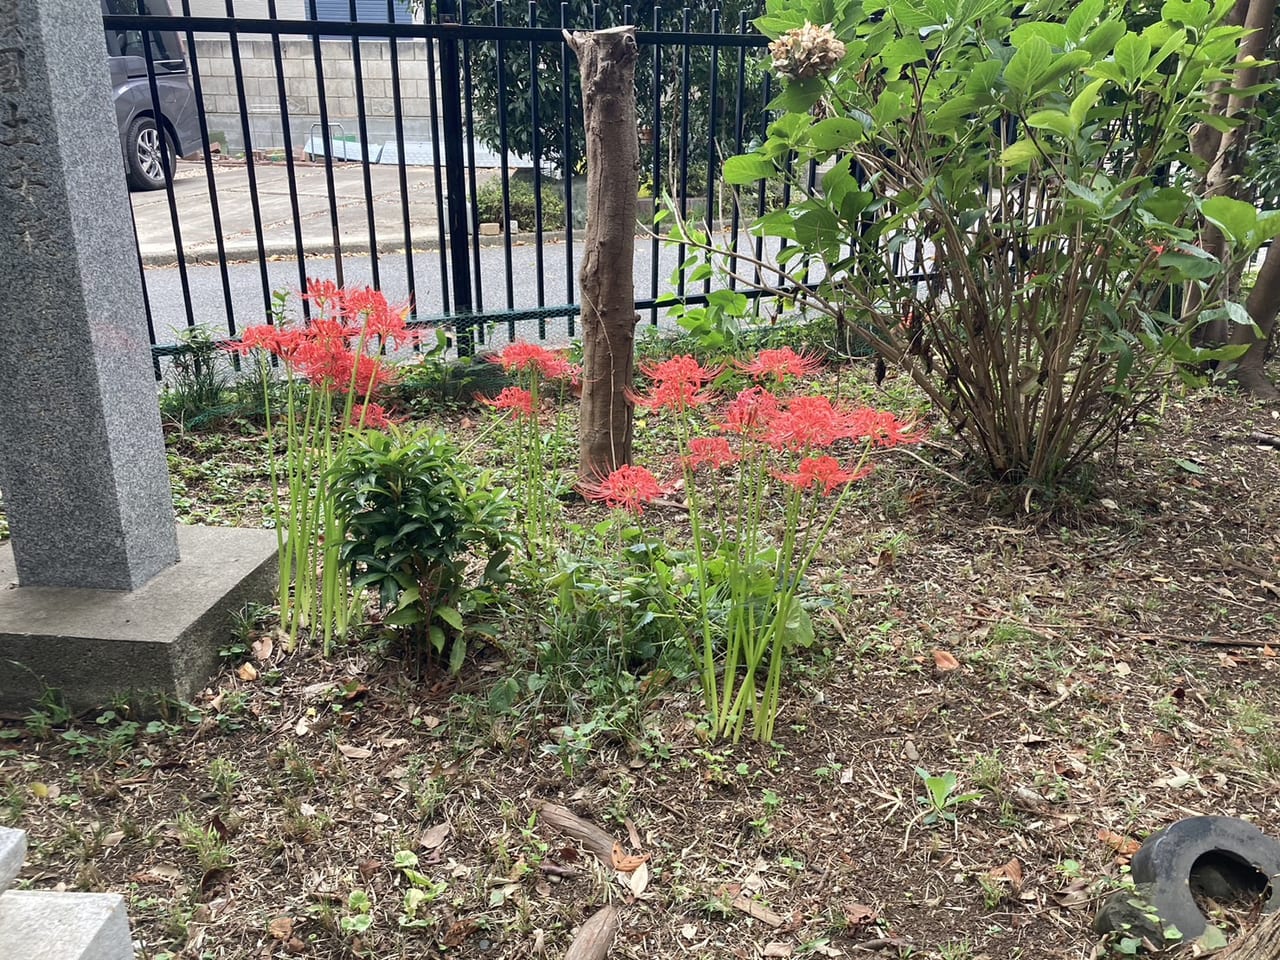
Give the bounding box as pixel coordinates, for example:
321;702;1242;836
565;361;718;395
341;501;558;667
329;426;515;672
475;177;566;232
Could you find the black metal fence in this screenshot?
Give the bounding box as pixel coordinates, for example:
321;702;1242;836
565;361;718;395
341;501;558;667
102;1;781;368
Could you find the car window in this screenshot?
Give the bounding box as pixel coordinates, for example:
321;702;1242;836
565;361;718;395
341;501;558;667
103;0;181;63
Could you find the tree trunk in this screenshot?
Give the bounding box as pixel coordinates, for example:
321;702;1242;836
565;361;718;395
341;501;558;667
567;26;640;480
1223;910;1280;958
1239;240;1280;398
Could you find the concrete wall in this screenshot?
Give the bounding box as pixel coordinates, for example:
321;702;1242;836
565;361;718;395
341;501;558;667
190;36;440;153
185;0;308;17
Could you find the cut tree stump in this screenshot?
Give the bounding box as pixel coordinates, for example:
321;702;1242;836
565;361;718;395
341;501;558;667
564;26;640;481
1225;911;1280;958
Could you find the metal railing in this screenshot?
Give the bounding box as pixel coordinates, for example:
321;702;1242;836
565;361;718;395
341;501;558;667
103;1;785;369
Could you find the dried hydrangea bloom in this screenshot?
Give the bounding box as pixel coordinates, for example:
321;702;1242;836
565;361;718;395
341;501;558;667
768;21;846;82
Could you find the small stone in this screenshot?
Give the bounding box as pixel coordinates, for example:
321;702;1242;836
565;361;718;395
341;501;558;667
479;222;501;236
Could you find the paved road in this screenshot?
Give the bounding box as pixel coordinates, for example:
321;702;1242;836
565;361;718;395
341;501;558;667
142;230;785;350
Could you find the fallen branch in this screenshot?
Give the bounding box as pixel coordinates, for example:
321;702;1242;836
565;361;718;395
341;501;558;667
564;904;622;960
1223;910;1280;958
537;802;618;870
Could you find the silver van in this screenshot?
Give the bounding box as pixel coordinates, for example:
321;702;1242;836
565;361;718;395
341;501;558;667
102;0;203;190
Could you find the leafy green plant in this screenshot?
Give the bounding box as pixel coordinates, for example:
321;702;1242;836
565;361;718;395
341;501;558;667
160;325;233;427
230;284;413;651
340;889;373;935
329;425;514;672
476;176;566;231
915;768;983;826
680;0;1275;487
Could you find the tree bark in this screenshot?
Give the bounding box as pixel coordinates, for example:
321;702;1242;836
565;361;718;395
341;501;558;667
564;904;622;960
1223;910;1280;958
1239;240;1280;398
567;26;640;480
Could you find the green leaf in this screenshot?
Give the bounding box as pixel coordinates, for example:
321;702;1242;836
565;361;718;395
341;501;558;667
449;634;466;674
1197;925;1229;951
723;154;776;185
881;36;927;77
1162;0;1211;27
436;606;464;632
999;139;1045;167
428;624;446;653
1201;195;1258;246
385;606;422;626
1004;36;1052;99
1026;108;1077;138
1069;77;1108;130
1082;19;1126;56
1114;33;1149;83
1065;0;1105;42
770;77;825;115
1011;22;1067;48
809;116;868;152
1157;251;1220;279
1174;458;1206;475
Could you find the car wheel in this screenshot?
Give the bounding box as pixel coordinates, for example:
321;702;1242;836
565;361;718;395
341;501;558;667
125;116;172;191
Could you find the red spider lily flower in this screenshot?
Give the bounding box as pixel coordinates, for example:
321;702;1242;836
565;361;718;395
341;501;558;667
478;386;535;419
684;436;739;472
344;287;411;344
846;408;926;448
303;278;344;312
774;456;872;495
350;402;393;430
1147;240;1168;256
721;386;782;436
486;342;574;379
629;379;717;412
583;464;667;515
763;395;854;450
225;323;282;356
735;346;824;382
638;354;723;388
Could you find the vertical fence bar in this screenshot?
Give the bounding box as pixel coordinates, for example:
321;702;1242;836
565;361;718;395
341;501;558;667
648;4;663;326
560;2;575;334
265;0;312;322
180;0;238;333
438;0;476;353
675;7;692;298
752;73;771;299
307;0;346;287
461;0;485;329
701;8;721;295
140;22;196;330
423;1;452;314
348;0;381;288
387;0;417;319
225;0;274;321
728;10;748;293
530;1;547;339
495;0;516;323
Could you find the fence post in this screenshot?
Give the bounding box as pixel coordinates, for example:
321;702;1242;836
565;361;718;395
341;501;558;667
436;0;475;355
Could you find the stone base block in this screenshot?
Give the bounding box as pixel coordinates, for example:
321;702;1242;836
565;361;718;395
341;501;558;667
0;827;24;891
0;526;278;714
0;891;132;960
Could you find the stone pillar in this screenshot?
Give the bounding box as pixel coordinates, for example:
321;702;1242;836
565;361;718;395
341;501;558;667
0;0;179;590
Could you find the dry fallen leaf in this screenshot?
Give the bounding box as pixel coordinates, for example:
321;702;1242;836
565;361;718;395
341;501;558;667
842;902;877;928
1097;828;1141;857
235;662;259;682
988;858;1024;893
610;843;650;872
268;916;294;941
764;943;794;958
932;648;960;672
251;635;274;662
680;923;698;940
628;860;649;896
338;743;373;760
422;822;451;850
101;830;125;848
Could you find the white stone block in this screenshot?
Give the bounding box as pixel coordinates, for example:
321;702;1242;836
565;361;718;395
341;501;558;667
0;891;132;960
0;828;24;891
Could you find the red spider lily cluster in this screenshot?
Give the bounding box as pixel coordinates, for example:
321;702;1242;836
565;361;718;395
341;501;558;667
480;386;535;419
484;342;580;383
735;346;824;383
586;350;924;513
582;464;668;514
228;280;415;397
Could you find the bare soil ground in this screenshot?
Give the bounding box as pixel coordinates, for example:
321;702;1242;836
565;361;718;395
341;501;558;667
2;375;1279;960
